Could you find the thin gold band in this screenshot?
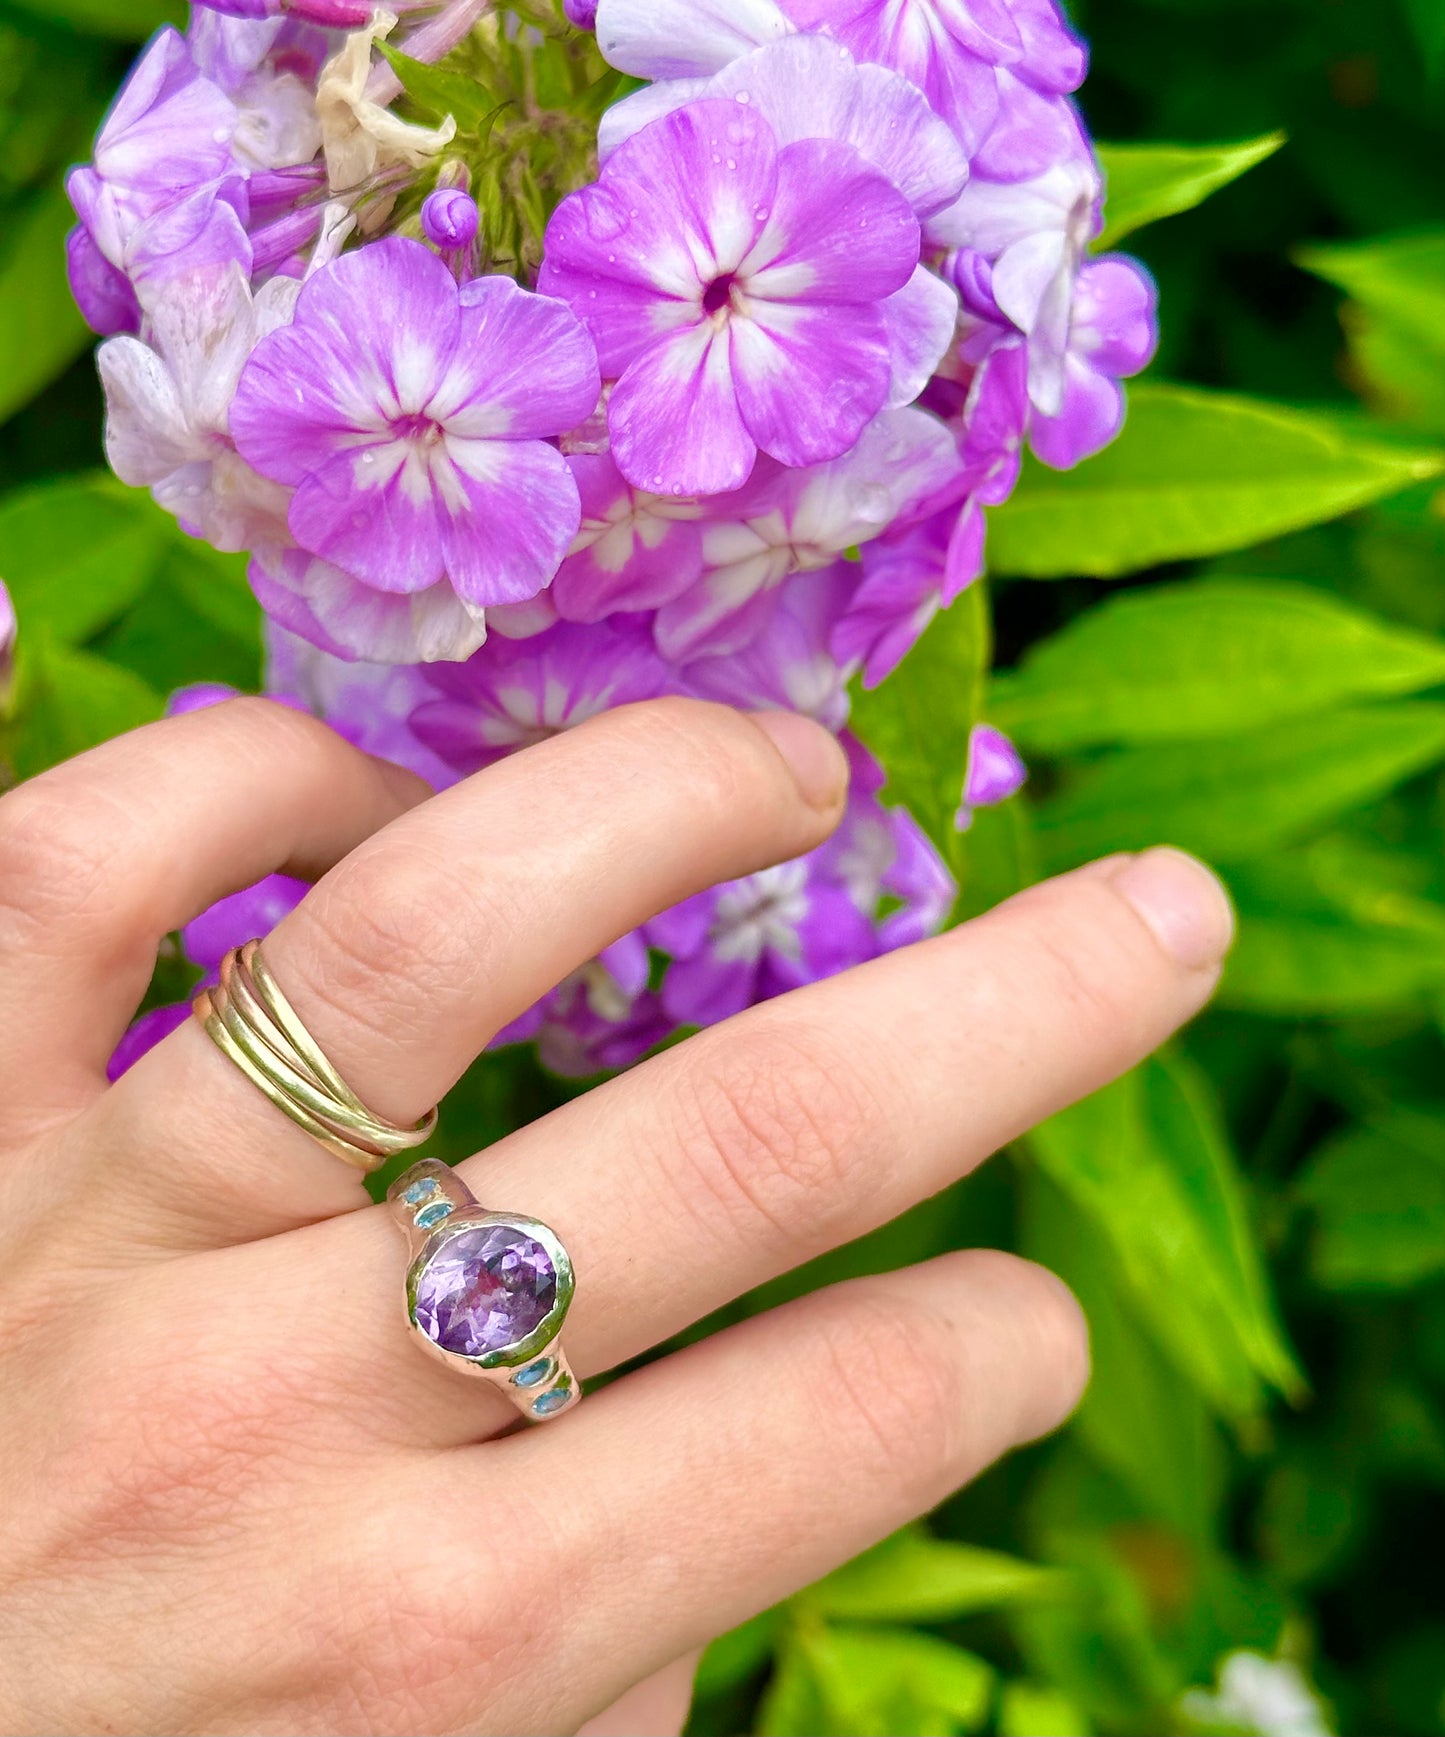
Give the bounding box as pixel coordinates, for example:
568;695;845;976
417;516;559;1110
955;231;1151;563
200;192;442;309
194;940;438;1174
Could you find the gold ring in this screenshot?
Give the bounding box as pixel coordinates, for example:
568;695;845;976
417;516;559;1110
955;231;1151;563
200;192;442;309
194;940;438;1173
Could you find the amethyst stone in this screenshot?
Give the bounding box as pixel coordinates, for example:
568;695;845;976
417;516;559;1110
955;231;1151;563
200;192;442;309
413;1224;558;1359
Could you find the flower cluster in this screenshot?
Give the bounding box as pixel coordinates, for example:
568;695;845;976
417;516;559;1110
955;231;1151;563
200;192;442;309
73;0;1156;1077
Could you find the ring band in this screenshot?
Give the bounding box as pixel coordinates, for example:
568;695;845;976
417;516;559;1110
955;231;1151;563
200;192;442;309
389;1160;580;1423
194;940;438;1173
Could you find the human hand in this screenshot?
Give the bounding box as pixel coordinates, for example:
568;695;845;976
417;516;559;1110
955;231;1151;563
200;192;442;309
0;696;1233;1736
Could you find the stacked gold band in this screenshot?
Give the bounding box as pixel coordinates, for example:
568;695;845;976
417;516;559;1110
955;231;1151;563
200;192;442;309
194;940;437;1173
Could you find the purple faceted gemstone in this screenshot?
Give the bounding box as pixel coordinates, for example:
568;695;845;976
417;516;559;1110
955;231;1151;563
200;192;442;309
413;1224;558;1358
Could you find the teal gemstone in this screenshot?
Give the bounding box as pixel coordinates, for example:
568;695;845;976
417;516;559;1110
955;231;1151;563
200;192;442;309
533;1389;571;1417
513;1358;554;1389
414;1201;453;1229
402;1179;437;1205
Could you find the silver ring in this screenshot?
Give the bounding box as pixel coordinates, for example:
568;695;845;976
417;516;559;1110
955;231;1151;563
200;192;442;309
388;1161;579;1422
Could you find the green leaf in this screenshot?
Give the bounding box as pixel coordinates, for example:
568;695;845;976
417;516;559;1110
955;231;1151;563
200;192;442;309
4;0;184;38
761;1623;994;1737
998;1680;1092;1737
1035;703;1445;869
9;637;163;780
1027;1049;1304;1418
1022;1170;1225;1538
1222;841;1445;1016
1295;1109;1445;1292
0;181;93;426
1095;133;1286;250
693;1611;781;1698
986;385;1445;579
1297;230;1445;432
0;474;168;644
991;579;1445;752
1400;0;1445;83
803;1527;1069;1623
850;581;988;877
376;42;496;132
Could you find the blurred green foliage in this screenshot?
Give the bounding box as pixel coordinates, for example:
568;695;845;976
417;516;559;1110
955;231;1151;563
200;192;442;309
1;0;1444;1733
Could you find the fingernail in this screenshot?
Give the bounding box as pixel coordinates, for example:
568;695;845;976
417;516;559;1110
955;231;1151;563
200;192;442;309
1109;847;1236;970
750;710;850;812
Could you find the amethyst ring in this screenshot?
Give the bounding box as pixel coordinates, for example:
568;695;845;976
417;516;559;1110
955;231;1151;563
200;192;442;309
388;1160;580;1423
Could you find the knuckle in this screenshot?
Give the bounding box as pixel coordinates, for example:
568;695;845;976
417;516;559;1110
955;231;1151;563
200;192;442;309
669;1023;886;1247
0;786;118;941
354;1488;563;1727
293;847;496;1024
812;1287;967;1502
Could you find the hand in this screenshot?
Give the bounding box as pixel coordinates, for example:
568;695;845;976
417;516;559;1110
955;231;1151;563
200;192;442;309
0;697;1233;1736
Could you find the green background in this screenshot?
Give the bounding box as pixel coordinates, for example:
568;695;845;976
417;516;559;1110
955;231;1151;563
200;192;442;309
2;1;1445;1732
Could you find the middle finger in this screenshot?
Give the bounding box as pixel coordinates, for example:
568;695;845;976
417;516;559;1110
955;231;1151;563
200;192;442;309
84;699;848;1244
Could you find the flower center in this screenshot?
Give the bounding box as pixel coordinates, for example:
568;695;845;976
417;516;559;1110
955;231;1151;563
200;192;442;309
702;273;739;318
394;412;445;447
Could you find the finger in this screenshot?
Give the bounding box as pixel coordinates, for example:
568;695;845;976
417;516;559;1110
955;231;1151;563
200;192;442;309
0;699;425;1130
420;1251;1089;1736
87;700;848;1240
228;846;1228;1445
575;1654;700;1737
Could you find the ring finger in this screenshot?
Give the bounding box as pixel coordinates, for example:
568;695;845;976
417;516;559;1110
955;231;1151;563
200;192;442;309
170;845;1232;1447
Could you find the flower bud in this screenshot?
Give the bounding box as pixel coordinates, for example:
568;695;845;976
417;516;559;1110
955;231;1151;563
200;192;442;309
422;188;480;251
563;0;599;26
955;724;1026;831
0;581;15;714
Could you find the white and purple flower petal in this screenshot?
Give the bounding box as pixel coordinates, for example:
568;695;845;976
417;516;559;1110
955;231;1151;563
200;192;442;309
409;620;679;775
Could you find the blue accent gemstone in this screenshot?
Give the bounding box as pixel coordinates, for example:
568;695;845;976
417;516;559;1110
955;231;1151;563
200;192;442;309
414;1201;454;1229
402;1179;437;1205
513;1358;553;1389
533;1389;571;1417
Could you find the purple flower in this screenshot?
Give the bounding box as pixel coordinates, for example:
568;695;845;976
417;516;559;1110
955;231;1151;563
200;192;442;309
184;872;309;972
252;541;501;666
194;0;422;24
186;11;325;172
597;34;969;233
649;755;953;1025
492;933;671;1077
108;862;309;1082
834;499;985;687
682;567;855;730
656;404;961;659
108;1002;192;1081
230;238;600;648
786;0;1085;143
956;723;1026;829
266;624;457;787
66;227;142;337
422;189;480;251
99;265;299;553
1027;255;1158;468
67;30;255;333
563;0;600;26
540;97;930;495
0;581;15;711
551;454;707;623
408;620;679;777
593;0;793;79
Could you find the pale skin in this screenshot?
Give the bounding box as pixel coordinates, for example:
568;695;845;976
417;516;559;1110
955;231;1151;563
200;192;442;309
0;696;1235;1737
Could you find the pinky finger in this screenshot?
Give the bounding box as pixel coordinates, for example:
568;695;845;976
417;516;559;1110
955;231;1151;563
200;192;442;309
442;1250;1090;1735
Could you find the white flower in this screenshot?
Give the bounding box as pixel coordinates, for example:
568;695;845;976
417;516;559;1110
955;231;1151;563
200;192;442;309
1180;1652;1333;1737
